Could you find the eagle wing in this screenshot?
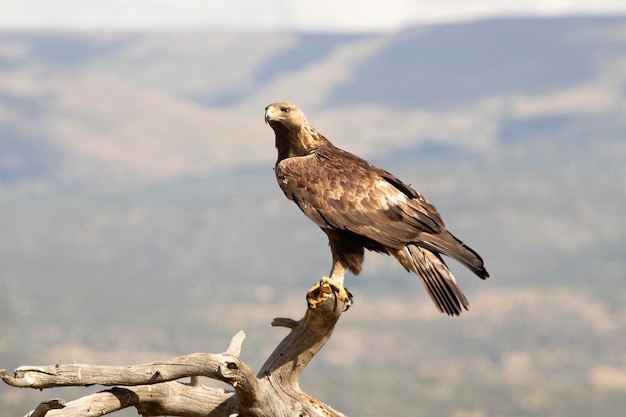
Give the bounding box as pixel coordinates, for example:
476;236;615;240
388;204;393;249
275;146;443;249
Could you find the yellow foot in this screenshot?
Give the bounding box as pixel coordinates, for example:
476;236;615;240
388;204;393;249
306;277;353;311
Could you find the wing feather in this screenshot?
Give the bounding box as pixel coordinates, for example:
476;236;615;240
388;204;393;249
276;146;442;249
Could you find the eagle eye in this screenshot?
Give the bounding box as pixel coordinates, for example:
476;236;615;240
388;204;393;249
281;107;291;114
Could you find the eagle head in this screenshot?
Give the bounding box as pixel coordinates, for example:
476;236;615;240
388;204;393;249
265;102;330;160
264;102;309;130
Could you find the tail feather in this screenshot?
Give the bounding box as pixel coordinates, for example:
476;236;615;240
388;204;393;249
395;245;469;316
419;232;489;280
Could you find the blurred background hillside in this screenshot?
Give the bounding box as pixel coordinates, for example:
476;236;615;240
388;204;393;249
1;2;626;416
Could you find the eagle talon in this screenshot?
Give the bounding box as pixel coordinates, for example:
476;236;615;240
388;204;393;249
342;288;354;311
306;277;353;311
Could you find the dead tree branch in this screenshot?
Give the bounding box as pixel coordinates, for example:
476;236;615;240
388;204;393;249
1;280;348;417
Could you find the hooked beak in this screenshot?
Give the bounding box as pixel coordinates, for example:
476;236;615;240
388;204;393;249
264;107;273;124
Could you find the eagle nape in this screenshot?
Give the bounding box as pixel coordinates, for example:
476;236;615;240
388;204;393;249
307;277;354;311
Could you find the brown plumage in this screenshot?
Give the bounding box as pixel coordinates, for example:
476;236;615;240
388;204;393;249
264;102;489;316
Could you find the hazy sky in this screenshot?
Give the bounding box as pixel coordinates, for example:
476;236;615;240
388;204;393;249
1;0;625;32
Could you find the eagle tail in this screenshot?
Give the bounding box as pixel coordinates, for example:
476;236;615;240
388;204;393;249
419;232;489;280
395;245;469;316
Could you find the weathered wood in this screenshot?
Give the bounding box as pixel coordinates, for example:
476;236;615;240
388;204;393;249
2;351;251;389
1;279;349;417
19;383;236;417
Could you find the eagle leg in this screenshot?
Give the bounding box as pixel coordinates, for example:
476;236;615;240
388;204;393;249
306;277;353;311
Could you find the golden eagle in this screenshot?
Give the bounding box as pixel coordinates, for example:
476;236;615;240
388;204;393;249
265;102;488;315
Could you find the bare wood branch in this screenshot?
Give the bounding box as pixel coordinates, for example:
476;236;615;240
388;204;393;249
259;279;347;385
23;383;236;417
271;317;299;328
2;279;350;417
2;352;243;388
225;330;246;356
23;387;139;417
1;331;254;392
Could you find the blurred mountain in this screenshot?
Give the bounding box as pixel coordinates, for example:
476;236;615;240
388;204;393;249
329;16;626;108
1;16;625;417
1;16;624;186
